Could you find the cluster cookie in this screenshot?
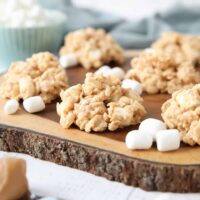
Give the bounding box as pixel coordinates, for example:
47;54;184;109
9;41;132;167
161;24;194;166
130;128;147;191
59;27;124;69
152;32;200;65
162;84;200;145
57;73;146;132
126;51;200;94
0;52;68;103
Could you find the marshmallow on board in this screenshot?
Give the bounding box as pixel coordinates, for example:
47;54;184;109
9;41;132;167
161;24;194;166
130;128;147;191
156;129;181;152
139;118;166;141
4;99;19;114
23;96;45;113
125;130;153;150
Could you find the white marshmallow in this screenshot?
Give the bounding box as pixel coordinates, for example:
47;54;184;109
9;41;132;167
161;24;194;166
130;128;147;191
122;79;143;95
125;130;153;150
4;99;19;115
111;67;125;80
139;118;166;141
95;65;111;75
103;69;113;77
156;129;180;152
0;0;66;28
144;48;156;54
23;96;45;113
95;66;113;77
59;54;78;68
95;66;125;80
27;5;43;19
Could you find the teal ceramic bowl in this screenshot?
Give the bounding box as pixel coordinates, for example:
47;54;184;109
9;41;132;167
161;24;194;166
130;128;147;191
0;10;67;73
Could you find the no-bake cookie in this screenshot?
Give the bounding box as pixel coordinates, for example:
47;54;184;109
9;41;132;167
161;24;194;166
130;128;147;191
162;84;200;145
152;32;200;66
59;27;124;69
57;73;146;132
0;52;68;104
126;51;200;94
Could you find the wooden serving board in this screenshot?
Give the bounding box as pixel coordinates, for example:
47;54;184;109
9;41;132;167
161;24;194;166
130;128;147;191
1;52;200;193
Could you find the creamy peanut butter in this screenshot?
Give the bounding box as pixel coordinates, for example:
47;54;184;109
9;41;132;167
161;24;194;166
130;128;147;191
0;157;28;200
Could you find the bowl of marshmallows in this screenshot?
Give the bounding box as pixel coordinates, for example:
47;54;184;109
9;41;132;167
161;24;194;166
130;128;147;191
0;0;67;72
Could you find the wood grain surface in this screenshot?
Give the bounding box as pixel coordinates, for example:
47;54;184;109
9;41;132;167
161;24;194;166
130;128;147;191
0;52;200;193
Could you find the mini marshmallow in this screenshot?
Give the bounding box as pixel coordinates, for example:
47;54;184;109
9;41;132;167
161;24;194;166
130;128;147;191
4;99;19;115
95;66;125;80
95;65;111;75
95;66;113;77
59;54;78;68
23;96;45;113
0;0;66;28
139;118;166;141
125;130;153;150
111;67;125;80
28;5;43;19
103;69;113;77
156;129;180;152
144;48;156;54
122;79;143;95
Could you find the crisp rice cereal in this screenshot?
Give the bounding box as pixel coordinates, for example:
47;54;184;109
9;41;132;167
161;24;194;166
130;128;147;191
0;52;68;104
57;73;146;132
152;32;200;65
59;27;124;69
126;51;200;94
161;84;200;145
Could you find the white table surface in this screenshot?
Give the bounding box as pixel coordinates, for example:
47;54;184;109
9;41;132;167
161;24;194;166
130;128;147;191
0;151;199;200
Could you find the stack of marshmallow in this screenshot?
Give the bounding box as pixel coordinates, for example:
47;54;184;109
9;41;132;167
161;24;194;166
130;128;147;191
126;118;181;152
0;0;65;27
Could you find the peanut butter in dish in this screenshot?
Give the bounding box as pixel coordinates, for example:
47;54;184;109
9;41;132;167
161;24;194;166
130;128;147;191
0;157;28;200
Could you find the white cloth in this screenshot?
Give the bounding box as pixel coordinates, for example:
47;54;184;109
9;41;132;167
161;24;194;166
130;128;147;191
0;151;199;200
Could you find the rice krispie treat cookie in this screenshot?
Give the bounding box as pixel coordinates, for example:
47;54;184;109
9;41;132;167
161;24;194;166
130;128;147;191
162;84;200;145
126;51;200;94
57;73;146;132
152;32;200;65
59;27;124;69
0;52;68;103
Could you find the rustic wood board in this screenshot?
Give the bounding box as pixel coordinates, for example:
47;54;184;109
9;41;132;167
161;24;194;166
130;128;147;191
1;52;200;193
